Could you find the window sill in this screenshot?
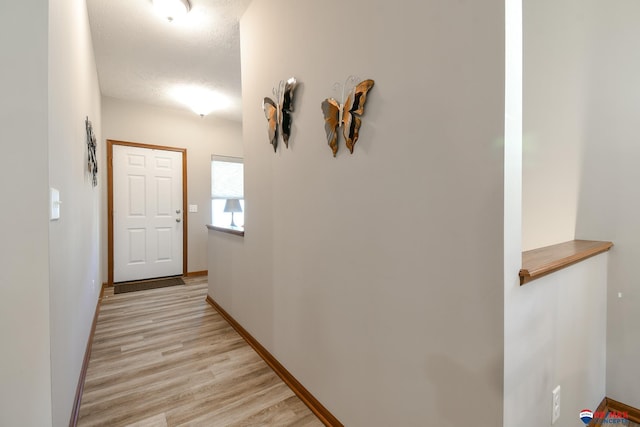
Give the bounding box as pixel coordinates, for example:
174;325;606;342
519;239;613;285
206;224;245;237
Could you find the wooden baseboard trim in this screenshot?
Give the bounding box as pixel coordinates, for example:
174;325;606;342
205;295;343;427
185;270;208;277
590;396;640;426
69;294;102;427
590;397;609;427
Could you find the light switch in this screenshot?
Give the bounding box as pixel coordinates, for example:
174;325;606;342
189;204;198;213
50;188;61;220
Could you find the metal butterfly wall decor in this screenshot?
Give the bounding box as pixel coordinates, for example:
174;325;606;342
262;77;297;152
85;116;98;187
321;76;375;157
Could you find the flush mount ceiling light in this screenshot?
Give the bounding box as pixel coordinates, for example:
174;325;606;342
170;85;231;117
153;0;191;22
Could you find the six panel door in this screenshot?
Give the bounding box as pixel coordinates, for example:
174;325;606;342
113;145;183;282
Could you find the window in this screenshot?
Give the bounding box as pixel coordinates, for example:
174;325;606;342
211;156;244;229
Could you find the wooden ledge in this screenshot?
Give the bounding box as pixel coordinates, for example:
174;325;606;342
520;240;613;285
206;224;245;237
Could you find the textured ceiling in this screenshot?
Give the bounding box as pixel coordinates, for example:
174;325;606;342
86;0;252;121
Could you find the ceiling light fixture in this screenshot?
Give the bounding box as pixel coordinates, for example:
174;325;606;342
152;0;191;22
170;85;231;117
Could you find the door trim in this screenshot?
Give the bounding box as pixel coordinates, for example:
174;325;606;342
107;139;188;286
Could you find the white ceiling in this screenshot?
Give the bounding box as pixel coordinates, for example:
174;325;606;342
86;0;252;121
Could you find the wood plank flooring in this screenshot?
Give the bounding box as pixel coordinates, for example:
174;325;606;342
78;276;322;427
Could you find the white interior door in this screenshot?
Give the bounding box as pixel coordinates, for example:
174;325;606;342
113;144;184;282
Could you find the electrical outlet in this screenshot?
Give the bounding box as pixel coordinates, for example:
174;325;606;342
552;385;561;424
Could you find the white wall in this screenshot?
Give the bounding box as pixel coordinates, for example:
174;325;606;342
210;0;506;425
503;0;524;421
48;0;103;424
1;1;104;425
0;1;53;425
521;0;598;251
575;0;640;409
504;254;608;427
208;229;243;311
522;0;640;412
507;4;611;425
101;97;243;279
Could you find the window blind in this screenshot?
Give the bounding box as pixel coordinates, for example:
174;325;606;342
211;157;244;199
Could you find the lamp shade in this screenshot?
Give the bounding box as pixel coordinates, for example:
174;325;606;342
223;198;243;213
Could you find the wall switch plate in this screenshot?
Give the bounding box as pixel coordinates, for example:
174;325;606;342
189;204;198;213
552;385;561;424
50;188;61;220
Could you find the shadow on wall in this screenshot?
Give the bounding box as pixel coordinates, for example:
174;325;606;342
426;353;502;426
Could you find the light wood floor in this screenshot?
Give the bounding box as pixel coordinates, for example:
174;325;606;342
78;276;323;427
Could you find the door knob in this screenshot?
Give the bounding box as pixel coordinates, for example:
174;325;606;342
176;218;181;223
176;209;181;214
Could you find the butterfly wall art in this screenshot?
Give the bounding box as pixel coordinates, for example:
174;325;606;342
321;76;375;157
85;116;98;187
262;77;297;152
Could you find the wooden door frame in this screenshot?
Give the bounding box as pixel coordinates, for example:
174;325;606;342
107;139;188;286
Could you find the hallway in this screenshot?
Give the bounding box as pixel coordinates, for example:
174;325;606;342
78;276;321;426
